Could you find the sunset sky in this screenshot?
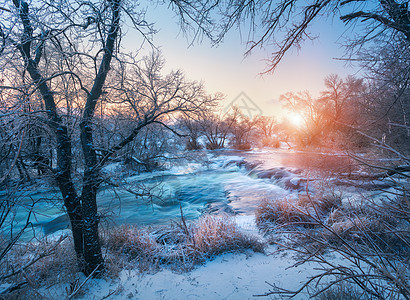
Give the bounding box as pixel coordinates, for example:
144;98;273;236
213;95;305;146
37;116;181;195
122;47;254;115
125;3;361;119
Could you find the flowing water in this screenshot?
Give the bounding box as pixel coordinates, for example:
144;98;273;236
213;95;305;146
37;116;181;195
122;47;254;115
1;149;392;238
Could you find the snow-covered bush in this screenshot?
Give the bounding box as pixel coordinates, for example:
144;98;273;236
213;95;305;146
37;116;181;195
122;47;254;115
256;197;316;230
258;188;410;299
255;193;342;231
187;215;264;259
102;215;265;272
0;236;78;298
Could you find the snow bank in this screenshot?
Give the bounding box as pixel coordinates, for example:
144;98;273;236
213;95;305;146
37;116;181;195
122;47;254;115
77;245;319;300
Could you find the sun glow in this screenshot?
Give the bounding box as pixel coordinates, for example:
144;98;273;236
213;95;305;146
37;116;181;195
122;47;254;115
289;113;304;128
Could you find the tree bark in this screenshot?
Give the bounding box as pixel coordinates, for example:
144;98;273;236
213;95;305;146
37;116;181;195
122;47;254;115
14;0;121;275
80;168;103;275
13;0;90;274
77;0;121;275
25;60;86;268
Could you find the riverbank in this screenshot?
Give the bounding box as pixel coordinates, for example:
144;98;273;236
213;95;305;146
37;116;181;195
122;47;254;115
28;216;327;300
1;148;408;299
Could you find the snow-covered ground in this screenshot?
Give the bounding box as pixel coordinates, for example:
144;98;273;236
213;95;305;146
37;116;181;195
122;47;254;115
76;246;317;300
43;216;325;300
5;148;407;299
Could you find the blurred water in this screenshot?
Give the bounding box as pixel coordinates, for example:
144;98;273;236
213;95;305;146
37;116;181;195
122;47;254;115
97;155;291;228
0;149;332;238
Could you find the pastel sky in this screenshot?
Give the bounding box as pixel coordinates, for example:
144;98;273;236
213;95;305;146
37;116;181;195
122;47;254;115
123;3;361;119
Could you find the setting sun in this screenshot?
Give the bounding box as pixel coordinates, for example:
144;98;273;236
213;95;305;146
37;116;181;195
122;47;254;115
289;113;304;128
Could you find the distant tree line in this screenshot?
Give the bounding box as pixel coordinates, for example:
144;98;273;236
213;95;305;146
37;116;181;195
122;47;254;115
178;70;409;155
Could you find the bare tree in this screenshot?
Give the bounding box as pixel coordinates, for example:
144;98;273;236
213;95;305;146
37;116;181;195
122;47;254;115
200;110;236;149
280;91;330;146
171;0;409;73
254;115;277;139
357;39;410;154
228;106;258;150
0;1;217;275
320;75;367;126
178;116;204;150
0;0;128;275
103;51;218;164
254;115;279;147
278;75;373;148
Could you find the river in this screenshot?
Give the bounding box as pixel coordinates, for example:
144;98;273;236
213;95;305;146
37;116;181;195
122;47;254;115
2;148;393;238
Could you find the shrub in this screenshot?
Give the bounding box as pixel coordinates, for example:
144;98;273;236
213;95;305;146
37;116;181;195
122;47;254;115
260;193;410;299
205;142;223;150
102;215;265;270
255;193;342;231
187;215;265;259
0;235;78;299
233;143;251;150
328;198;408;254
261;137;280;148
185;139;202;150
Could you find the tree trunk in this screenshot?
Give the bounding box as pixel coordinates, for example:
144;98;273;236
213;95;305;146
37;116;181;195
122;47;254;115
81;171;104;275
13;0;119;276
23;58;94;274
52;124;85;268
79;121;104;275
74;0;121;275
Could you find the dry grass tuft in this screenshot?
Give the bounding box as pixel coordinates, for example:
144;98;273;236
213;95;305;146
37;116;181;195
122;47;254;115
102;225;163;273
255;198;315;231
255;192;342;232
187;215;264;259
259;190;410;299
102;215;265;272
0;235;78;299
104;226;159;259
314;281;369;300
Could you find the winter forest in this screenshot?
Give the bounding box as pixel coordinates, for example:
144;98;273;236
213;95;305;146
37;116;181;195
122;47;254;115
0;0;409;299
